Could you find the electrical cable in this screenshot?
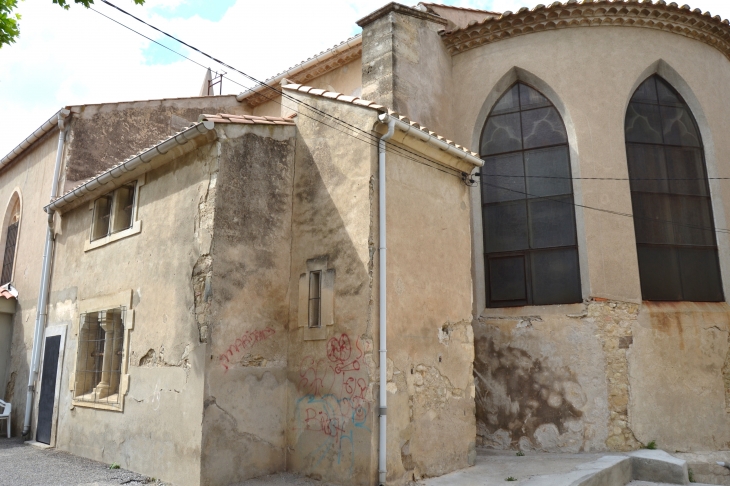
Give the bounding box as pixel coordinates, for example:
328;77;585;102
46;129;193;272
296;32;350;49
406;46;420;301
91;1;730;238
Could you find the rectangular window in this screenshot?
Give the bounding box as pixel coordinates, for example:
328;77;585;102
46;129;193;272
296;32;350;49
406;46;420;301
91;183;137;242
74;307;126;408
1;222;18;285
308;271;321;328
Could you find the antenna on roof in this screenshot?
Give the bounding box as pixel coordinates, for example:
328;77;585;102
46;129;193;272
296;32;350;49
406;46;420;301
199;68;226;96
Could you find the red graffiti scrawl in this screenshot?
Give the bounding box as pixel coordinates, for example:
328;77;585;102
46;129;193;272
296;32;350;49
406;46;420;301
218;327;275;371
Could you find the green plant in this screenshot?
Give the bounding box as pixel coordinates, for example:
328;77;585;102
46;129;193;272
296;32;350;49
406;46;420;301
644;440;657;450
688;468;695;483
506;477;517;481
109;463;120;470
516;451;525;456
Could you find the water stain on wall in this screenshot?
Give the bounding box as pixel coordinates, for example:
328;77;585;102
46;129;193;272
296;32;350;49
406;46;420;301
474;336;584;449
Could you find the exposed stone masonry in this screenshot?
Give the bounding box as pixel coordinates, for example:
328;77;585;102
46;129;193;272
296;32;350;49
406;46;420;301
586;299;642;451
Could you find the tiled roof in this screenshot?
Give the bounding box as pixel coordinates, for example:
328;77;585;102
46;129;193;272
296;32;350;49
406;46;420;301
419;2;498;14
439;0;730;59
0;283;18;300
199;113;295;125
283;83;479;158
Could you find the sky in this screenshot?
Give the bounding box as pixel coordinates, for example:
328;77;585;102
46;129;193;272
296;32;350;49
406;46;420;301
1;0;730;157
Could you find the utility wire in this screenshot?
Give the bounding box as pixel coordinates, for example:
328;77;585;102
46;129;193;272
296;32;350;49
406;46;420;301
96;0;464;181
93;1;730;238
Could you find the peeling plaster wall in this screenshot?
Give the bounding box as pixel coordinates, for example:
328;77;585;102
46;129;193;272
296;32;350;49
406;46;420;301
0;132;59;437
47;142;219;486
200;124;296;485
385;141;475;483
285;93;378;486
62;95;248;193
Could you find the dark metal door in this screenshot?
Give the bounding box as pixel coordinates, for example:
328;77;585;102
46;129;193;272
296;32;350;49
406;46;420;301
36;335;60;444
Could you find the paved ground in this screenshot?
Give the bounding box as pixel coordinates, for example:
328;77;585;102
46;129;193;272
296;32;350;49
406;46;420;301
0;437;163;486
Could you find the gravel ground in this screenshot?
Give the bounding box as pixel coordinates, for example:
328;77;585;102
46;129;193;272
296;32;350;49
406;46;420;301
0;437;166;486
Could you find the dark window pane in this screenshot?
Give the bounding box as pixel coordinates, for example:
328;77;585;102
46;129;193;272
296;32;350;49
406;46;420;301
631;77;658;103
530;248;582;305
625;103;663;144
626;143;669;193
656;77;683;106
637;245;683;301
661;105;701;147
664;147;707;196
481;153;525;203
528;196;576;249
91;196;112;242
678;248;724;302
670;196;715;247
522;107;568;149
491;85;520;115
488;256;527;302
525;146;572;198
484;201;529;252
631;192;674;245
481;113;522;155
519;84;551;110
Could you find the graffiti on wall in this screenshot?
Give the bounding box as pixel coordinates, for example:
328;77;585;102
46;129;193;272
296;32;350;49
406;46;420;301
295;333;371;475
218;327;275;371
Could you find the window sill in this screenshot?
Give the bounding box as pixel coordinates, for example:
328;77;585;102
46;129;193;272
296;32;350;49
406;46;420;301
71;396;123;412
480;302;586;319
84;221;141;252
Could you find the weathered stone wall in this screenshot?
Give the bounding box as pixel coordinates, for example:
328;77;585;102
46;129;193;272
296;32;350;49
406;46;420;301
474;300;730;454
286;93;378;486
62;95;248;192
200;124;296;485
48;141;219;486
359;4;454;139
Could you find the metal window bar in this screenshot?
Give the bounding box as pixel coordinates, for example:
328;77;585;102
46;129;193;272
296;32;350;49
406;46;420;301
1;222;18;285
308;271;321;328
75;307;126;406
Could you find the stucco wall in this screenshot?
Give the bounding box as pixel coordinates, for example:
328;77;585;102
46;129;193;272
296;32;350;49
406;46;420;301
384;140;476;482
285;93;378;486
200;124;297;485
0;131;59;437
47;142;219;486
451;26;730;453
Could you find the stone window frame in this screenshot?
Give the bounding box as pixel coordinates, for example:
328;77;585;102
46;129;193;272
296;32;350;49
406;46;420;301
84;175;145;252
298;257;335;341
0;190;22;285
69;290;134;412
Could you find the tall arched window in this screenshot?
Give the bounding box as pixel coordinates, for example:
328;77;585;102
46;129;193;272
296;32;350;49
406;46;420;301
1;196;20;285
625;75;723;301
480;82;582;307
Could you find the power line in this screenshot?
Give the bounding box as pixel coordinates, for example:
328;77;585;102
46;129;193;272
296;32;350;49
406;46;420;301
92;1;730;238
481;180;730;236
96;0;466;181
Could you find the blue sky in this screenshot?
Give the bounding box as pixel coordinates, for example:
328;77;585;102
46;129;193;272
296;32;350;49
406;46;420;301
2;0;730;156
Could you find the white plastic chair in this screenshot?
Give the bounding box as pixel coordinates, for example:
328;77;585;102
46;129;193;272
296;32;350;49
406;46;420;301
0;399;10;438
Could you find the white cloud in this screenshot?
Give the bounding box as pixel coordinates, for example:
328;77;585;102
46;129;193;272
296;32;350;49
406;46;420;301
2;0;730;156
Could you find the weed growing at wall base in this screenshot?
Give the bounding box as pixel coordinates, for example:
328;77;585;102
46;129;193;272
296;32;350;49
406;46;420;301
644;440;657;450
506;477;517;481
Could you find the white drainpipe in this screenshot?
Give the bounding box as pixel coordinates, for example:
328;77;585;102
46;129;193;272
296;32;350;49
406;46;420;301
23;109;70;437
377;113;395;486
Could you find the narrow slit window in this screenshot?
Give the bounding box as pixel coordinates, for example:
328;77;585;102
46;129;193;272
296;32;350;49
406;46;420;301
308;271;321;328
1;221;18;285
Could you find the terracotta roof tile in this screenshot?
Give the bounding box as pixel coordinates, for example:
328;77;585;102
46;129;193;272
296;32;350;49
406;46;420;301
282;84;479;158
199;113;295;126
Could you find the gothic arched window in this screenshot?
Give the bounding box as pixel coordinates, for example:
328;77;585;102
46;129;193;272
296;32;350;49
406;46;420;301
625;75;723;301
1;195;20;285
480;83;582;307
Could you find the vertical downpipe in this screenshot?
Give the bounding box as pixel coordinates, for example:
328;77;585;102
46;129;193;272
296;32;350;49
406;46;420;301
377;113;395;486
23;109;70;437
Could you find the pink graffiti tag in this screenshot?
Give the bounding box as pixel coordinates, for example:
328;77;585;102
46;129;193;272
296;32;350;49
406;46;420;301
218;327;275;371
